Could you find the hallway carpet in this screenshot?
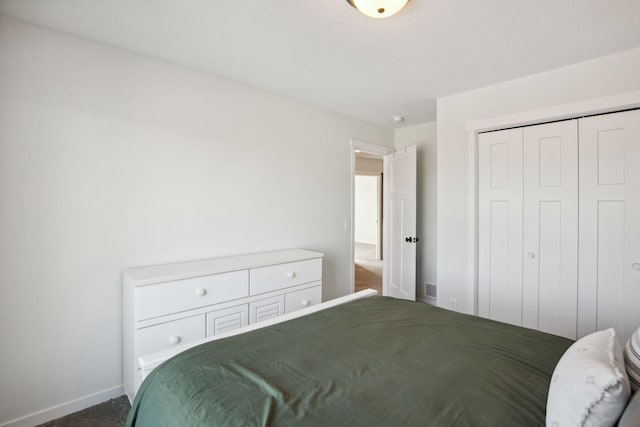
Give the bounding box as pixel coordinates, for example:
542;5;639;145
354;242;382;295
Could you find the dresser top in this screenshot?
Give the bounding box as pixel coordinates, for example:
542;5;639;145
124;249;324;286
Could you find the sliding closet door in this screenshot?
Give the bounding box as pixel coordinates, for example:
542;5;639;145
522;121;578;340
478;128;523;326
578;110;640;341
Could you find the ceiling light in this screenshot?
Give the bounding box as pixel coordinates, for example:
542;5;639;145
346;0;409;19
392;116;405;124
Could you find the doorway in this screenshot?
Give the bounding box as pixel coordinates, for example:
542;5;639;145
350;139;418;300
354;157;383;294
349;139;394;295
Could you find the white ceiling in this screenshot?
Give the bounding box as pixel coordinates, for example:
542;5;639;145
1;0;639;128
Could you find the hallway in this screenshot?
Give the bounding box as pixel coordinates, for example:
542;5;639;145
354;242;382;295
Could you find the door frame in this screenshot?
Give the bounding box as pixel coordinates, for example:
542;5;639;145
349;139;395;295
466;90;640;315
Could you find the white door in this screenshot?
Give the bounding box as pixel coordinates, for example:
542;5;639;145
386;145;417;301
578;109;640;341
478;128;523;325
522;120;578;340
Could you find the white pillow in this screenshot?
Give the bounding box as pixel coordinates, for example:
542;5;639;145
546;328;631;427
623;326;640;392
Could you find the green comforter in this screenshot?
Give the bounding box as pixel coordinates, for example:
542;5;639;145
127;296;571;426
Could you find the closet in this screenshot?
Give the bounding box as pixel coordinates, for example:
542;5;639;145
478;109;640;341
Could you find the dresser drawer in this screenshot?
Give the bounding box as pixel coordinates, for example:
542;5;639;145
135;315;205;363
135;270;249;320
250;258;321;295
285;284;322;314
249;295;285;324
206;304;248;337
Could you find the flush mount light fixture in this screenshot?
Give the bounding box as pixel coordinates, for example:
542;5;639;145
346;0;409;19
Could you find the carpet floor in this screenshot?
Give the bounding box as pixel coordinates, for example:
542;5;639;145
36;396;130;427
354;242;382;295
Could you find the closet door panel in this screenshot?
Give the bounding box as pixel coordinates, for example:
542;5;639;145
537;201;563;334
595;202;625;331
522;120;578;340
578;110;640;341
478;128;523;326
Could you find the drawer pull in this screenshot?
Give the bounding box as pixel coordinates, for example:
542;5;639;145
168;335;181;345
195;288;206;297
301;299;310;307
287;272;296;279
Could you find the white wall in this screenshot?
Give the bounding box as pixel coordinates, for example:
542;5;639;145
395;122;437;301
354;175;378;245
437;47;640;314
0;15;392;426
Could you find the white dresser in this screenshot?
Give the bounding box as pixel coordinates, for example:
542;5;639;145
123;249;323;401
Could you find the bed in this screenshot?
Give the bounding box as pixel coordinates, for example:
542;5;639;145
126;292;578;426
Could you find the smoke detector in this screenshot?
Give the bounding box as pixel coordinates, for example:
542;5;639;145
392;116;405;124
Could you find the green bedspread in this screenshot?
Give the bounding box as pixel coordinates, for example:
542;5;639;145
127;296;572;427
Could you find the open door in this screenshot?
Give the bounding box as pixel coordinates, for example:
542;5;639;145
385;145;417;301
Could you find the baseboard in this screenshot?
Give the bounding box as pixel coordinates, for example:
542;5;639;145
354;241;376;246
417;295;437;306
1;385;124;427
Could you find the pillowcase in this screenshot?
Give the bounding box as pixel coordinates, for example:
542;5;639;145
546;328;631;427
623;326;640;392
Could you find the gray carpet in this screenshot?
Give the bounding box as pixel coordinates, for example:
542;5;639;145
36;396;130;427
